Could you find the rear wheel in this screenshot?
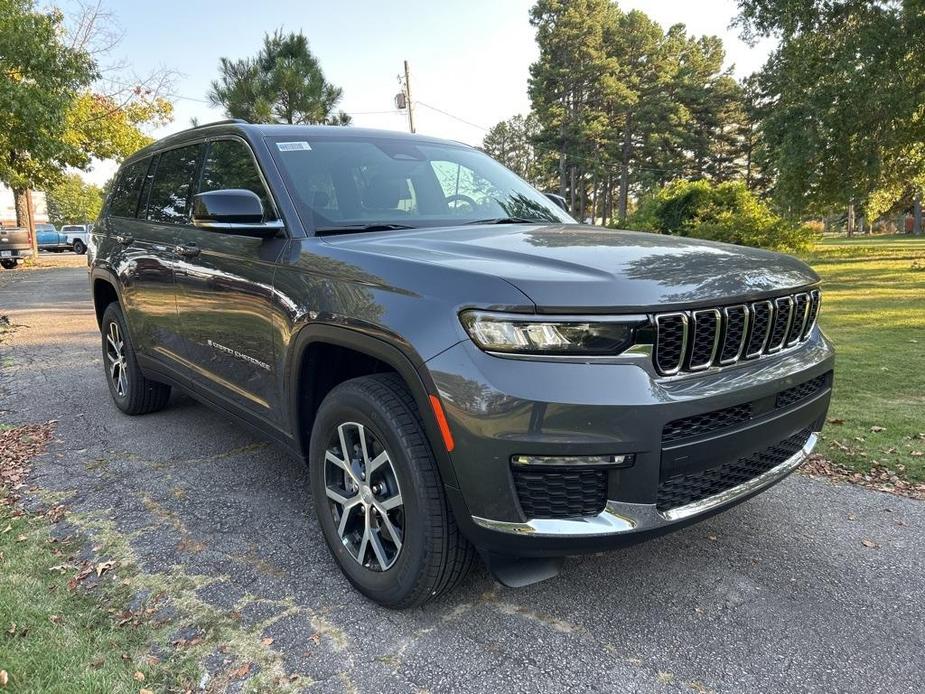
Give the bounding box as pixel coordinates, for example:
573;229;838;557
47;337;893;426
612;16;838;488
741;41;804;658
101;303;171;415
309;373;474;608
72;240;86;255
0;259;15;270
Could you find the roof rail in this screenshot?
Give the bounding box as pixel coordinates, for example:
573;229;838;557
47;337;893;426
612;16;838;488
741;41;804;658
192;118;249;128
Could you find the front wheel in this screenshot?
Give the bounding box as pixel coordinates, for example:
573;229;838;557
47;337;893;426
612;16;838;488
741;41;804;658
100;303;171;415
309;374;474;608
0;259;15;270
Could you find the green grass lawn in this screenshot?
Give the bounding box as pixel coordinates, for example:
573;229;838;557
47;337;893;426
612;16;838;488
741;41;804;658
803;235;925;482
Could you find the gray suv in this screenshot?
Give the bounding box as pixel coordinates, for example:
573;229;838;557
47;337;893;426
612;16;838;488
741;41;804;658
88;121;834;607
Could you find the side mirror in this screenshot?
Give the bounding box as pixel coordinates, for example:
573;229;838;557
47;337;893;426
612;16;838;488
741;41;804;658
544;192;569;213
191;189;282;238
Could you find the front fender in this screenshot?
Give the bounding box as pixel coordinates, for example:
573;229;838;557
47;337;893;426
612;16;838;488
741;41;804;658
284;322;460;488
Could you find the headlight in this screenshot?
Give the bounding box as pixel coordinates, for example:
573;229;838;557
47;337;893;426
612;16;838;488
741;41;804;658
459;311;642;355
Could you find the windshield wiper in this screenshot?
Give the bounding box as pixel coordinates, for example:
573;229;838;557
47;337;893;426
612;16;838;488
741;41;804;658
464;217;541;225
315;223;417;235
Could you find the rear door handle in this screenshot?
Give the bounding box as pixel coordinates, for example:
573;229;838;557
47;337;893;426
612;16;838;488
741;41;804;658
176;243;200;258
114;234;134;246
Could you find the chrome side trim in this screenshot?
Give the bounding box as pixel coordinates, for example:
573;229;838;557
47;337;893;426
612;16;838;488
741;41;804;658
688;308;721;371
471;433;817;537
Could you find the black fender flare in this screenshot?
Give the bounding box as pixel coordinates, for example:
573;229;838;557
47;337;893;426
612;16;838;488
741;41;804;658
285;322;460;488
89;265;125;328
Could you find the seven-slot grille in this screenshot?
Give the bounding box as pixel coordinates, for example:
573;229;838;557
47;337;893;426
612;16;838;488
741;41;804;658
653;289;820;376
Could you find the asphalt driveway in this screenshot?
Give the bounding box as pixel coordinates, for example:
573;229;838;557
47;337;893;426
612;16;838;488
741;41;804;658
2;262;923;693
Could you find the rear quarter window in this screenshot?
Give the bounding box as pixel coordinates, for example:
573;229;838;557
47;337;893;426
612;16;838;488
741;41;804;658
146;144;204;224
109;158;151;218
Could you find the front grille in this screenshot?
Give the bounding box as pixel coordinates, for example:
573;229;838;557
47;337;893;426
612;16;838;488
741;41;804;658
775;373;829;409
662;403;753;444
652;289;820;376
513;468;607;519
656;429;812;512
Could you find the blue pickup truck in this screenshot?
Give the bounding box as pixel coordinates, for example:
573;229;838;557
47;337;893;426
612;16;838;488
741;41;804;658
35;223;73;251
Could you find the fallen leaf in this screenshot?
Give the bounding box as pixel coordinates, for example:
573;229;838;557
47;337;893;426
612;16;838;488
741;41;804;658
133;671;145;682
827;418;845;425
847;514;857;521
48;615;62;624
96;560;115;577
0;670;8;687
861;539;878;548
140;690;154;694
6;623;15;635
707;534;717;541
231;663;253;679
0;524;11;534
911;451;923;457
89;656;105;669
870;426;886;433
261;637;274;646
308;632;321;644
15;535;26;543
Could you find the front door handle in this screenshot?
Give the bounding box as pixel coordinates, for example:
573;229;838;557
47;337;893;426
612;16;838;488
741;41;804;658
176;243;200;258
114;234;134;246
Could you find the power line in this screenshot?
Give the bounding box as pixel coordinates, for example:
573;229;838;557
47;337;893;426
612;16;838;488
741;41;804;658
414;101;489;132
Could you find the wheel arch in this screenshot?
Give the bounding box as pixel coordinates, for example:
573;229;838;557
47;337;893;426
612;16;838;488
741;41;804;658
90;268;122;329
287;323;459;488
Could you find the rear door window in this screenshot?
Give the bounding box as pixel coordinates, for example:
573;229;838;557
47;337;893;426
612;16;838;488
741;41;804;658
146;144;204;224
199;139;275;219
109;158;151;218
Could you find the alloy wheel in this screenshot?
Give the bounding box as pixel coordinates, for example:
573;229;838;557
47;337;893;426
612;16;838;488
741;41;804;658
105;320;128;397
323;421;404;571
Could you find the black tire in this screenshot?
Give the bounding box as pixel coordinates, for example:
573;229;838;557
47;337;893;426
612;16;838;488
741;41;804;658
100;302;171;415
309;373;474;608
0;259;15;270
72;240;86;255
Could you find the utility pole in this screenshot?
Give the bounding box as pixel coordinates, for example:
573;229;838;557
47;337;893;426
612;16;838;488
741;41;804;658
403;60;415;134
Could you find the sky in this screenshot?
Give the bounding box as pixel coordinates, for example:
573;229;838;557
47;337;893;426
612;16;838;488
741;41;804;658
76;0;775;185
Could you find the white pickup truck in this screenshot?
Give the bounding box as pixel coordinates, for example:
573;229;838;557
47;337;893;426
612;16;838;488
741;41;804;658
61;224;90;254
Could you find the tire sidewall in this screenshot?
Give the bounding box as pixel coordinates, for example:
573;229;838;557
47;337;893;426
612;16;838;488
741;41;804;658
309;383;435;605
101;304;136;412
73;241;86;255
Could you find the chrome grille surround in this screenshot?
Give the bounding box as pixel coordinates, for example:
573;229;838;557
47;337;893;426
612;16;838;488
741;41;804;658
718;305;750;365
688;309;722;371
745;300;773;359
654;312;689;376
652;289;820;376
767;296;795;354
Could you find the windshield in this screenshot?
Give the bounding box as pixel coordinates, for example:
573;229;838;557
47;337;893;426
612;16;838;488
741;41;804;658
267;134;575;232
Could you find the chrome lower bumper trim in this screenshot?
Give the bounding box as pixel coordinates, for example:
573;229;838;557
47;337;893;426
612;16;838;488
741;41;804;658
472;433;817;537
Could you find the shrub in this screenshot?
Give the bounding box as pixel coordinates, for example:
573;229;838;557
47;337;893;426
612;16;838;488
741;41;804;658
625;180;814;252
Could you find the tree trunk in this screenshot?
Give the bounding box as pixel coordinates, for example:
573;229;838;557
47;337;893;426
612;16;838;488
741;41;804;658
846;203;855;237
569;166;576;211
914;192;922;236
558;124;567;198
618;114;632;225
14;188;38;256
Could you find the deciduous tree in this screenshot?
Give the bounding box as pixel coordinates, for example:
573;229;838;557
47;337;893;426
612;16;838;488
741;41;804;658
46;173;103;226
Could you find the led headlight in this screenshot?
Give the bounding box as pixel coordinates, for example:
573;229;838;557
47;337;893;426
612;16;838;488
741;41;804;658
459;311;642;355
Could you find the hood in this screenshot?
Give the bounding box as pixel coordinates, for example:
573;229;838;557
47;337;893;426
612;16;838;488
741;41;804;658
324;224;819;312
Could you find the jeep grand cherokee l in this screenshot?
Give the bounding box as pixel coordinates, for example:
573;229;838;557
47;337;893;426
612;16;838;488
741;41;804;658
88;121;834;608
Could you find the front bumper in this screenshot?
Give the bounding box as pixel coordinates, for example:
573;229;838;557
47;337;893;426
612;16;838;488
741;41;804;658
426;328;834;556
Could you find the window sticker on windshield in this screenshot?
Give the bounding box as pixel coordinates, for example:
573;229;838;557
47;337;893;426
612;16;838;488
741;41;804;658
276;141;312;152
